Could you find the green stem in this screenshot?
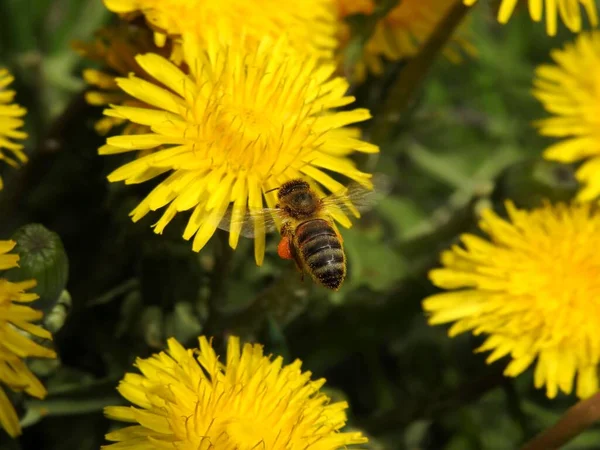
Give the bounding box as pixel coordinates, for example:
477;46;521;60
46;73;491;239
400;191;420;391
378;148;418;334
87;278;140;307
370;0;471;144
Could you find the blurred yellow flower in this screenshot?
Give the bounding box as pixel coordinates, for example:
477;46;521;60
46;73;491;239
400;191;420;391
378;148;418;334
102;0;337;57
533;31;600;202
464;0;598;35
339;0;475;80
0;69;28;191
0;240;56;438
423;201;600;399
103;335;367;449
335;0;374;17
72;24;170;135
100;34;377;265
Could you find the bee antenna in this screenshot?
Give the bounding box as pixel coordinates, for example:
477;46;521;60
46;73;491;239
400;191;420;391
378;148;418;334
265;186;280;194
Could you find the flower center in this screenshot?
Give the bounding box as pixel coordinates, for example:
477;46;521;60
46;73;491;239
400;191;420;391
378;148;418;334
197;95;312;180
498;223;600;359
222;106;277;144
511;240;600;305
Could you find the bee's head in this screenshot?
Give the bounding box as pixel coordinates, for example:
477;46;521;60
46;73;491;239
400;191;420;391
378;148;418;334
274;179;319;218
276;179;310;200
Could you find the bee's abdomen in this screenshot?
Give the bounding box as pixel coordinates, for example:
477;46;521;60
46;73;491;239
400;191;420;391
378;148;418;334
297;219;345;290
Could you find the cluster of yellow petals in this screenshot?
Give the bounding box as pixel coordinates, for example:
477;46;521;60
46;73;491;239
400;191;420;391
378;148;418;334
533;31;600;202
103;336;367;449
72;25;169;135
464;0;598;35
0;69;28;190
0;241;56;438
102;0;337;57
423;201;600;399
100;33;377;264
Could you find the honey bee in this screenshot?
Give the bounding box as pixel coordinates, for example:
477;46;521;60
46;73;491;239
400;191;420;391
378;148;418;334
218;177;384;291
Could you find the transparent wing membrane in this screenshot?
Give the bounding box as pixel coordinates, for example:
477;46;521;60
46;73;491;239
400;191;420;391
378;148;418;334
320;174;391;217
217;206;281;238
216;174;390;238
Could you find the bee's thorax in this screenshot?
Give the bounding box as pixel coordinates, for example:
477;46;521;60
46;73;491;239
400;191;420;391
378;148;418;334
278;180;320;220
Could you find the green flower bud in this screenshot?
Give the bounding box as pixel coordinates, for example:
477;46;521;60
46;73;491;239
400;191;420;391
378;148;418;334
4;224;69;312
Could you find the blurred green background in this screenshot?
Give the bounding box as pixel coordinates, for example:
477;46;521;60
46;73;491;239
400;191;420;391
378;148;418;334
0;0;595;448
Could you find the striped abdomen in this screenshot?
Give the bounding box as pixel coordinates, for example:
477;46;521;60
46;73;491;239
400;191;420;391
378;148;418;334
295;219;345;290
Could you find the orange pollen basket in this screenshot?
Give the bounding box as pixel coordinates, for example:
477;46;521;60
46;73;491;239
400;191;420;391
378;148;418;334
277;236;294;260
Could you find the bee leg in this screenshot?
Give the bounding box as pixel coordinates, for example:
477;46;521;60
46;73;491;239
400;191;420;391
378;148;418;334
292;253;304;274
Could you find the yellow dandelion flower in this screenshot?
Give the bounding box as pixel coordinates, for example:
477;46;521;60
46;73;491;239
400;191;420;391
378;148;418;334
464;0;598;35
99;34;378;265
72;24;170;135
423;201;600;399
104;336;367;449
533;31;600;202
340;0;475;80
0;69;28;191
0;240;56;438
102;0;337;57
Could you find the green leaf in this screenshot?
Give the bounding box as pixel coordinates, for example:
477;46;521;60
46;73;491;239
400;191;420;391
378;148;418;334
343;226;407;292
376;196;428;241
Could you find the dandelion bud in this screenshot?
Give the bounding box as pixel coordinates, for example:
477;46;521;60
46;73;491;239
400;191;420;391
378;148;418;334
6;224;69;312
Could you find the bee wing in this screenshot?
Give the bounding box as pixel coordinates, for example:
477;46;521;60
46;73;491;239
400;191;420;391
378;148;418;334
217;205;282;238
320;174;391;217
